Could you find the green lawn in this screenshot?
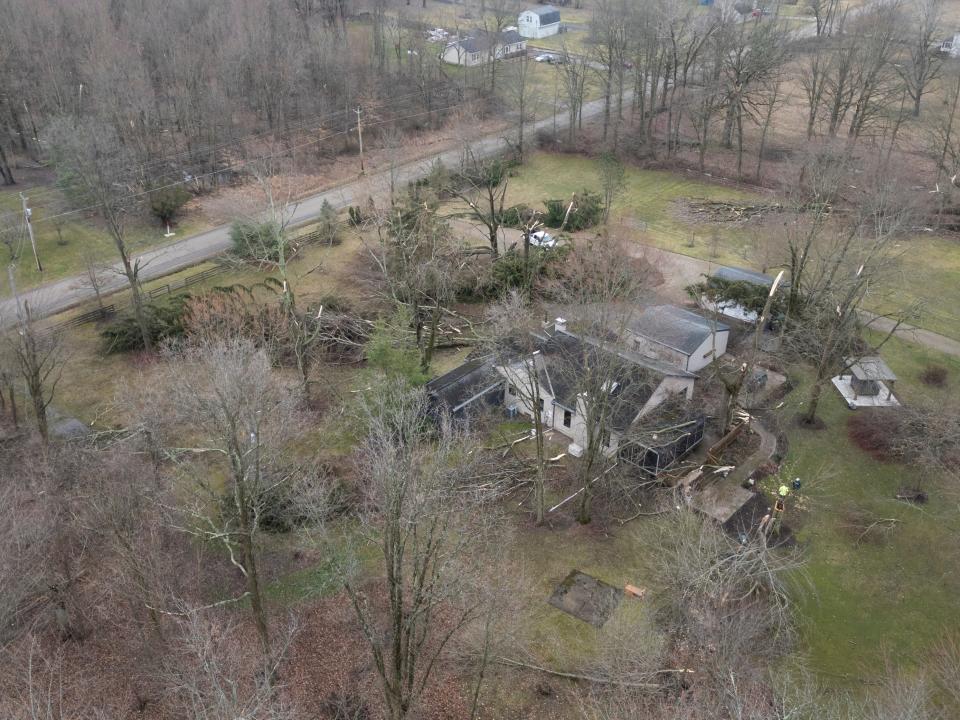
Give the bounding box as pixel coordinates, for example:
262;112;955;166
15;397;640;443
528;30;593;55
503;152;758;261
777;336;960;683
872;234;960;340
504;153;960;341
0;185;211;291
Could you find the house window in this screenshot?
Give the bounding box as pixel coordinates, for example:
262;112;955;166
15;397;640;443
601;430;611;448
538;398;544;412
702;349;715;360
563;409;572;428
507;384;517;396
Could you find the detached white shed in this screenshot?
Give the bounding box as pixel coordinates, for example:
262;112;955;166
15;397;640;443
518;6;561;39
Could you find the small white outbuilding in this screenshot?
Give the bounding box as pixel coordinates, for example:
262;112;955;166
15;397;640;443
518;6;561;39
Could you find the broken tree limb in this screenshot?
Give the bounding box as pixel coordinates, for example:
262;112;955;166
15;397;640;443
548;463;619;513
493;656;664;689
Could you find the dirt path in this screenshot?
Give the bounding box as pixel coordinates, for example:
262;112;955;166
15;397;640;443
726;418;778;486
860;310;960;358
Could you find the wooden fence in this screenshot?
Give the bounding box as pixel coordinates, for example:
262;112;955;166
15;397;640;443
42;263;228;335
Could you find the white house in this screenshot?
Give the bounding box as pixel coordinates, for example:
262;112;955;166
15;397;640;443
941;33;960;57
626;305;730;373
440;29;527;66
497;320;696;458
518;6;561;39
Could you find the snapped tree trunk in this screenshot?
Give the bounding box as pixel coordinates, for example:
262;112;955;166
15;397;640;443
236;477;272;678
420;302;442;372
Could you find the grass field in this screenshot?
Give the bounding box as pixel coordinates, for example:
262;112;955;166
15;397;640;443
502;151;759;258
502;153;960;340
0;185;211;292
778;336;960;683
49;227;372;425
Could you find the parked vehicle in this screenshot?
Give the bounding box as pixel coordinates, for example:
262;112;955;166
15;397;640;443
535;53;561;64
529;230;555;248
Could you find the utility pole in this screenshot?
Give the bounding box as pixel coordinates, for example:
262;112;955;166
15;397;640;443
7;264;24;327
355;106;365;175
20;193;42;273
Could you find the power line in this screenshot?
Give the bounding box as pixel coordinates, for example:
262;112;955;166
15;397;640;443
0;96;474;235
8;87;462;208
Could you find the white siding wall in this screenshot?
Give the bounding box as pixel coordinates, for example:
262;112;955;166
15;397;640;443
501;366;556;434
442;40;526;66
518;12;538;38
441;44;466;65
532;22;559;39
518;12;559;39
500;364;691;458
687;330;729;372
638;377;695;418
627;328;729;373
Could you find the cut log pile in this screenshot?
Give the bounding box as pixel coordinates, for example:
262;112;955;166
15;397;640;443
687;199;784;221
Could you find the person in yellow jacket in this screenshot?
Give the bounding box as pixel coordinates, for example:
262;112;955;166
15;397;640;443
771;485;789;536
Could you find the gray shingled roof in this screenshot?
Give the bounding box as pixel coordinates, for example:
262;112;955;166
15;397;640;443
714;266;777;287
426;357;503;413
515;324;692;432
456;29;524;53
527;5;561;24
630;305;729;355
845;356;897;382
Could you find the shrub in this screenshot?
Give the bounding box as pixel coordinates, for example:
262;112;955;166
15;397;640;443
846;410;903;463
920;364;948;387
183;286;287;350
365;310;429;386
458;245;570;301
501;203;536;229
410;159;452;199
100;297;190;353
347;206;364;227
149;186;191;224
542;190;603;231
250;473;336;533
316;199;340;246
229;219;283;261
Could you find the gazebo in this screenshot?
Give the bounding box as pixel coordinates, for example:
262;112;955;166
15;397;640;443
831;355;900;408
845;356;897;401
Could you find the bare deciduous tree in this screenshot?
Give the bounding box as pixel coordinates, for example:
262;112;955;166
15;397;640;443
7;301;63;443
134;338;310;679
346;382;497;720
899;0;943;117
46;118;153;352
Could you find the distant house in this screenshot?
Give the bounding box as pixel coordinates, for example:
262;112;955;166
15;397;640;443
518;6;561;39
626;305;730;373
941;33;960;57
440;29;527;66
497;319;696;458
425;357;503;418
700;266;782;325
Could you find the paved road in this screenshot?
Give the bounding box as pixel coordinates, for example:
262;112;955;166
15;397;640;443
860;311;960;358
0;92;621;327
